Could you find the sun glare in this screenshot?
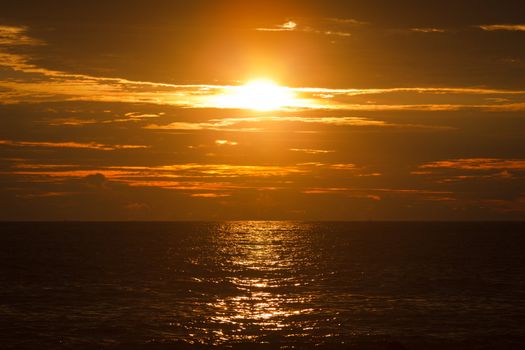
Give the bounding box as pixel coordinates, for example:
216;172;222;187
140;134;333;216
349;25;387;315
214;79;297;111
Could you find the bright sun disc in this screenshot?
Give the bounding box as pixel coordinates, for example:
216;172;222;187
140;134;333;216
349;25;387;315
214;79;296;111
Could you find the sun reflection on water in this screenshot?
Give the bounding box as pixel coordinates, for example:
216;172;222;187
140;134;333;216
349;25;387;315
193;221;320;345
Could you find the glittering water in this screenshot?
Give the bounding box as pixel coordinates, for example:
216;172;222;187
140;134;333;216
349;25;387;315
1;221;525;349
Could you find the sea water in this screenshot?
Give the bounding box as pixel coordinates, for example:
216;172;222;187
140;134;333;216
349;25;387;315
0;221;524;349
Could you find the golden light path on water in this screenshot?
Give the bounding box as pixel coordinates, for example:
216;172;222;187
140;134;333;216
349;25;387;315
185;221;335;345
209;222;313;343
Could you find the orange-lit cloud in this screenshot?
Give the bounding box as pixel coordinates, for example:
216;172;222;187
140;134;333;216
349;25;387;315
420;158;525;171
0;140;148;151
215;140;238;146
0;25;42;46
42;111;165;126
478;24;525;31
191;193;231;198
325;18;367;26
256;19;352;37
122;112;164;120
256;20;297;32
48;118;99;126
410;27;446;33
144;116;418;132
15;191;76;199
326;163;356;170
302;187;453;202
289;148;334;154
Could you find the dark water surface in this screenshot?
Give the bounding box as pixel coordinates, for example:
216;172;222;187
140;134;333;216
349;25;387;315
1;222;524;349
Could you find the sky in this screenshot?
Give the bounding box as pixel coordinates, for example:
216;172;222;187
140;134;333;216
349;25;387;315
1;0;525;220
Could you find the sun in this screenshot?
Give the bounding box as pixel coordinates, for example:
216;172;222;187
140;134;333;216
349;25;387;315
214;79;297;111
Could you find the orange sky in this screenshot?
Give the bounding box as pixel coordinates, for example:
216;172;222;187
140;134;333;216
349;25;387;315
1;1;524;220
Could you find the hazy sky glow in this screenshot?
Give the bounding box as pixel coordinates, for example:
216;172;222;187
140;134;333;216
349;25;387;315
1;1;525;220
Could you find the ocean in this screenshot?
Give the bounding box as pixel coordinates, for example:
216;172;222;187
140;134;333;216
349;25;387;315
0;221;524;349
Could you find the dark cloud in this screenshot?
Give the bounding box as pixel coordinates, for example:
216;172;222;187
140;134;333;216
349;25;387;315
82;173;108;189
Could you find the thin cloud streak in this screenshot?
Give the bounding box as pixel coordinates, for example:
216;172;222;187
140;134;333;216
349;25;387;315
256;20;352;37
144;116;451;132
0;140;148;151
325;18;368;26
191;193;231;198
478;24;525;31
410;28;447;33
420;158;525;171
289;148;335;154
302;187;454;202
256;20;297;32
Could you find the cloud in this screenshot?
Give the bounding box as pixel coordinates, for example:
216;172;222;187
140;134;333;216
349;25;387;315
256;19;352;37
38;110;165;128
302;187;453;201
325;18;367;26
191;193;231;198
317;30;351;37
0;140;148;151
420;158;525;171
433;172;516;183
47;118;99;126
83;173;108;188
145;116;403;131
410;27;446;33
326;163;356;170
256;20;297;32
302;188;383;200
215;140;238;146
478;24;525;31
122;112;164;120
99;112;165;124
145;115;452;133
289;148;334;154
0;25;42;46
16;191;75;199
280;21;297;30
